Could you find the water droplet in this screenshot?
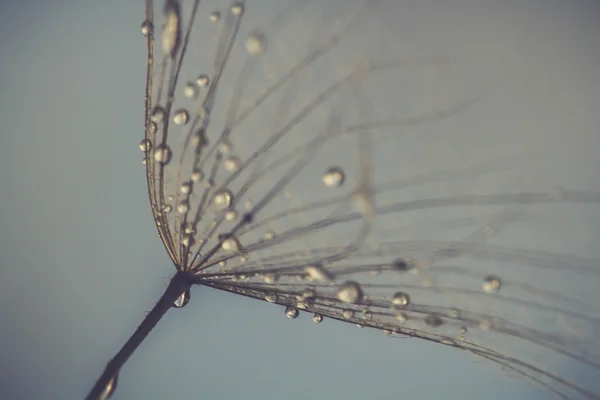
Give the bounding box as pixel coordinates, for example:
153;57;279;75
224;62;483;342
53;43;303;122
209;10;221;22
162;0;181;57
163;204;172;213
230;3;244;16
322;167;345;188
148;121;157;134
99;373;118;400
424;315;444;327
180;182;192;195
285;306;299;319
139;138;152;152
173;109;189;125
225;210;238;221
265;294;277;303
140;20;153;36
304;264;335;283
337;281;363;304
312;313;323;323
263;230;275;240
213;190;233;209
246;31;266;56
342;310;354;319
183;82;197;98
177;202;189;214
196;74;209;88
173;289;191;308
221;236;240;252
154;145;172;165
391;292;410;307
482;275;502;293
219;141;232;154
459;326;468;334
151;106;166;123
224;156;241;172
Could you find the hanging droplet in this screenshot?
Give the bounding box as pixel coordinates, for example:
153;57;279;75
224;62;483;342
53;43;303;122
246;31;266;56
221;236;240;252
140;20;153;36
196;74;210;88
482;275;502;293
225;210;238;221
312;313;323;323
173;109;189;125
154;145;172;165
183;82;197;98
304;264;335;283
424;315;444;328
209;10;221;22
285;306;299;319
139;138;152;152
177;202;189;214
391;292;410;307
173;289;191;308
224;156;241;172
99;373;118;400
151;106;166;123
342;309;354;319
356;323;365;328
213;190;233;209
322;166;345;188
162;0;181;58
337;281;363;304
265;294;277;303
230;3;244;16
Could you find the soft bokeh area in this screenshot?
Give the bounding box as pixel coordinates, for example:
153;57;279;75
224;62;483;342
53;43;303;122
1;1;599;399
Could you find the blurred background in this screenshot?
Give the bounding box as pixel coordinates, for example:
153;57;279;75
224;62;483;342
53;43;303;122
1;0;599;399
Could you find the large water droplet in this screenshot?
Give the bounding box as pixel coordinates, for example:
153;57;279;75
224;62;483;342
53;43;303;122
213;190;233;209
190;169;204;182
482;275;502;293
304;264;335;283
139;138;152;152
312;313;323;323
285;306;299;319
140;20;153;36
322;167;345;188
391;292;410;307
173;109;189;125
337;281;363;304
154;145;172;165
173;289;191;308
179;182;192;195
99;373;118;400
246;31;266;56
162;0;181;57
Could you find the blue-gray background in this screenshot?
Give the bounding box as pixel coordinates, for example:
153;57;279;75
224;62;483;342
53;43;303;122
1;1;599;399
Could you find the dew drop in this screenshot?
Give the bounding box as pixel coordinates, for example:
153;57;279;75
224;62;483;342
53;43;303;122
230;3;244;15
219;141;232;154
162;0;181;57
99;373;118;400
342;310;354;319
337;281;363;304
482;275;502;293
139;138;152;152
154;145;172;165
391;292;410;307
190;169;204;182
221;236;240;252
225;210;238;221
177;202;189;214
163;204;172;213
173;109;189;125
322;166;345;188
304;264;335;283
140;20;153;36
312;313;323;323
196;74;209;88
285;306;299;319
180;182;192;195
246;31;266;56
209;10;221;22
151;106;166;123
224;156;241;172
265;294;277;303
213;190;233;209
183;82;197;98
148;121;157;134
173;289;191;308
424;315;444;328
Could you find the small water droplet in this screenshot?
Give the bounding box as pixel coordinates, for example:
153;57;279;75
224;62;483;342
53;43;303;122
395;312;408;322
213;190;233;209
142;157;147;165
459;326;468;334
209;10;221;22
183;82;197;98
482;275;502;293
180;182;192;195
225;210;238;221
391;292;410;307
190;169;204;182
173;109;189;125
173;289;191;308
99;373;118;400
323;166;345;188
154;145;172;165
246;31;266;56
383;329;393;336
361;310;373;320
224;156;241;172
163;204;172;213
177;202;189;214
342;310;354;319
221;236;240;252
230;3;244;16
356;323;365;328
265;294;277;303
285;306;299;319
140;20;153;36
162;0;181;57
151;106;166;123
139;138;152;152
263;230;275;240
219;141;232;153
302;288;316;300
196;74;209;88
312;313;323;323
304;264;335;283
424;315;444;327
337;281;363;304
148;121;157;134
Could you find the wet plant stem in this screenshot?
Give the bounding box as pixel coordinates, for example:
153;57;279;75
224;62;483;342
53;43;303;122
85;271;194;400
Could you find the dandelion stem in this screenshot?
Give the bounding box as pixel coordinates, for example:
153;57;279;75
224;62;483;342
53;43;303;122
85;271;193;400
